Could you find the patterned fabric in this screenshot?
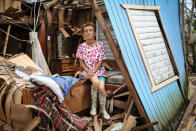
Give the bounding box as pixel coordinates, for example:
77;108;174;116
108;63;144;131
43;76;79;97
47;76;79;97
34;86;92;131
76;42;106;78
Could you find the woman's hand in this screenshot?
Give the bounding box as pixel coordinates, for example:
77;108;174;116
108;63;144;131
86;70;94;79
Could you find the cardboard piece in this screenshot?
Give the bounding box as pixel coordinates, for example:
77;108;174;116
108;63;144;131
64;81;91;113
11;104;33;129
8;54;44;73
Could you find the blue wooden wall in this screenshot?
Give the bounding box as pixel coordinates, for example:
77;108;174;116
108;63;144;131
104;0;186;130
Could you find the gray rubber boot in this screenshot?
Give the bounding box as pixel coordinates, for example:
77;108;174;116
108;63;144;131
90;88;97;116
99;93;110;120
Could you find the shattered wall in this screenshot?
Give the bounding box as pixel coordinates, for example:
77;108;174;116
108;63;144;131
0;0;21;13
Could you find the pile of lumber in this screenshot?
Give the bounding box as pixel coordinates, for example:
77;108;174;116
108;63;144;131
0;55;41;130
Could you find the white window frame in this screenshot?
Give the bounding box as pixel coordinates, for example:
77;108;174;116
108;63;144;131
121;5;179;92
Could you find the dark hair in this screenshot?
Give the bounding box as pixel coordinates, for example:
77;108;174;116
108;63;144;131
81;22;95;33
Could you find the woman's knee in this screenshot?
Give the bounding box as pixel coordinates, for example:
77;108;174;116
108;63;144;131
91;76;99;88
98;81;105;94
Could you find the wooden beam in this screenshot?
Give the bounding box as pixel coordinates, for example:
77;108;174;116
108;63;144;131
58;7;65;28
52;6;58;24
46;10;52;63
113;91;129;98
59;28;70;38
3;25;11;58
131;121;159;131
44;0;58;9
113;99;127;110
112;83;126;95
38;19;47;58
89;0;153;130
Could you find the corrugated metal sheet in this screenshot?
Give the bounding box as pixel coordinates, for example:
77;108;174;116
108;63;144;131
104;0;186;130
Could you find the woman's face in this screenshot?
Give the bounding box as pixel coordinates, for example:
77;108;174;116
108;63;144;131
83;26;95;41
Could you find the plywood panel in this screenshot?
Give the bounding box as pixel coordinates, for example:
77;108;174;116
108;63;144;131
8;54;43;72
5;0;12;11
0;0;5;13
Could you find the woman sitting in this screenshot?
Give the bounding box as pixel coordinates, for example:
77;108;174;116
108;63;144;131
76;22;110;120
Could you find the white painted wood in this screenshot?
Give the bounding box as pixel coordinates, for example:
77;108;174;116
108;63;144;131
134;22;159;28
137;32;162;40
121;4;160;10
128;9;176;86
131;15;157;22
135;27;160;34
129;10;155;16
140;38;164;46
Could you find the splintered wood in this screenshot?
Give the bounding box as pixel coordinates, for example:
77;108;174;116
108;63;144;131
177;91;196;131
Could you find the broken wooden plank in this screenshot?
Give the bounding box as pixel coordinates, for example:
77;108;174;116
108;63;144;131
124;115;137;130
64;0;79;5
131;121;159;131
3;24;11;58
8;54;44;72
59;28;70;38
113;99;127;110
58;7;65;28
181;116;196;131
105;72;122;78
44;0;59;9
112;83;126;95
110;113;125;121
21;117;41;131
109;98;113;113
177;91;196;131
113;91;129;98
62;68;74;72
104;123;115;131
0;83;9;121
93;115;101;131
5;85;18;125
122;99;134;129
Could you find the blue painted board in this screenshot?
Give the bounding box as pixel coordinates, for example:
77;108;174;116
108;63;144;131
104;0;186;130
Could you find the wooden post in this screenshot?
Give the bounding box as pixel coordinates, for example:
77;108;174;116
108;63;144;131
65;9;73;25
58;7;65;28
52;6;58;23
3;24;11;58
38;19;47;58
46;10;52;64
89;0;153;130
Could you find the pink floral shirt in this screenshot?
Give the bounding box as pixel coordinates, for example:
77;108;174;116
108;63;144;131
76;41;106;77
